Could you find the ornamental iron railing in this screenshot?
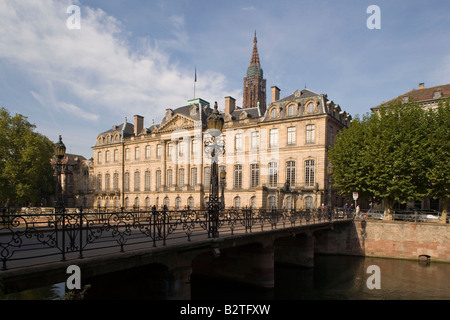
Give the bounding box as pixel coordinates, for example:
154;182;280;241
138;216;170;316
0;206;353;271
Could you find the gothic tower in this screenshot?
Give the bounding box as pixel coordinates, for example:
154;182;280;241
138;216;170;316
243;32;267;114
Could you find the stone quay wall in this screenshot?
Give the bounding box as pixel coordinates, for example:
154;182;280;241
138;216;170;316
315;220;450;263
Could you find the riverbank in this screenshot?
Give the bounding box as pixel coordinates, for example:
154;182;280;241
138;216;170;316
315;219;450;263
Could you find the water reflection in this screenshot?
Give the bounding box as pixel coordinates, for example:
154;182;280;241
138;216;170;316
2;255;450;300
274;255;450;300
193;255;450;300
0;282;65;300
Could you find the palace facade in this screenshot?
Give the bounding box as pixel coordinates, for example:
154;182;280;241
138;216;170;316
91;35;352;211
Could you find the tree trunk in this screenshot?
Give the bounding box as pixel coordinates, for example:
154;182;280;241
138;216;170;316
383;198;394;220
440;198;448;224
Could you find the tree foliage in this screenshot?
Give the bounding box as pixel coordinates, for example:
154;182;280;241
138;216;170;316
329;100;449;216
0;107;55;207
425;100;450;216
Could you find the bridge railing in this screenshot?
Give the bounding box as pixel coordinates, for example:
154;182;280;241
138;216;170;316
0;206;353;271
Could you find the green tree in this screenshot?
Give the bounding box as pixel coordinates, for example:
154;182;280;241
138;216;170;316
329;102;435;218
0;107;55;207
328;114;371;198
425;100;450;222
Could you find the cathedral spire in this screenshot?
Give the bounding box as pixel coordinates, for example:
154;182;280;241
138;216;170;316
243;32;266;113
249;31;261;69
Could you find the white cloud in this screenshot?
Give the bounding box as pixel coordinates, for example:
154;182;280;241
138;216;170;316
30;81;99;122
0;0;235;125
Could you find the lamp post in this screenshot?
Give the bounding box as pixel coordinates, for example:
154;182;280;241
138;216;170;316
53;135;66;213
204;102;225;238
327;161;334;217
220;169;226;209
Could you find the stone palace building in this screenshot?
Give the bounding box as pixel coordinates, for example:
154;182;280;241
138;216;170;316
91;34;352;211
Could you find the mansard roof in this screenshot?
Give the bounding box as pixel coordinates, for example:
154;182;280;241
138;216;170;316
160;99;213;127
230;107;260;119
275;88;320;103
372;83;450;111
99;120;134;137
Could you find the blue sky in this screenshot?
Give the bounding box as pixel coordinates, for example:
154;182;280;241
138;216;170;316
1;0;449;157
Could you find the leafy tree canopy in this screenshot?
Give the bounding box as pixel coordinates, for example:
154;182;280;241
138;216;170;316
0;107;55;207
329;100;449;215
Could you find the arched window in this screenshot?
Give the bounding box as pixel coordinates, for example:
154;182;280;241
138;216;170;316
270;108;279;119
268;195;277;210
250;196;256;209
176;197;182;210
285;196;292;211
287;104;296;116
188;197;194;209
234;196;241;209
164;197;170;209
145;197;150;209
305;196;313;210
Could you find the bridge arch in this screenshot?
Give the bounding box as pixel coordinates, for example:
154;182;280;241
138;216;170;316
191;242;275;288
83;262;192;300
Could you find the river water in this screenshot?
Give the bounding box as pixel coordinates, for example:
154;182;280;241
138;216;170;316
2;255;450;300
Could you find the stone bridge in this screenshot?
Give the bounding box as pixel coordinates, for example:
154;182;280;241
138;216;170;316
0;208;355;298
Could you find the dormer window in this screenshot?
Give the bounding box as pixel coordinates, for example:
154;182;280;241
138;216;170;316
270;107;279;119
287;104;296;116
433;90;441;99
239;111;248;120
190;105;198;116
402;96;409;103
306;101;316;114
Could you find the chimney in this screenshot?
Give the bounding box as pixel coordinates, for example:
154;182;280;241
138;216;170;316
225;96;236;114
419;83;425;89
134;115;144;136
271;86;280;102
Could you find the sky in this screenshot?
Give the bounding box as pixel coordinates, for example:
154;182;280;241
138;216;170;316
1;0;449;158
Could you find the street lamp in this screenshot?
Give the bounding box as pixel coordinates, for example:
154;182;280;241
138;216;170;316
204;102;225;238
327;162;334;216
220;169;226;209
53;135;66;213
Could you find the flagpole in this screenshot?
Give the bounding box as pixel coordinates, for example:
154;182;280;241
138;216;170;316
194;66;197;99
